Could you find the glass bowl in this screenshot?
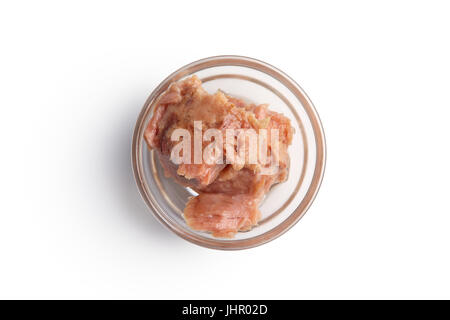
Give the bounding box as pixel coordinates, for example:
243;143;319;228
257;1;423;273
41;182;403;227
132;55;326;250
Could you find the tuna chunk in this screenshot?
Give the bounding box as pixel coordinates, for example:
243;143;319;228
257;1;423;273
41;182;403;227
145;76;241;187
144;76;294;238
184;193;261;238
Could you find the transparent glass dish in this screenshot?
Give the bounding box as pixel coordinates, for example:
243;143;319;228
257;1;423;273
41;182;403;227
132;56;326;250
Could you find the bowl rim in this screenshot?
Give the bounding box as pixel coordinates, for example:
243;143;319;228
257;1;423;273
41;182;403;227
132;55;326;250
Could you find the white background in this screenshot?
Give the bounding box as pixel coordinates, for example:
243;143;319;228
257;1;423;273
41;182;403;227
0;1;449;299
